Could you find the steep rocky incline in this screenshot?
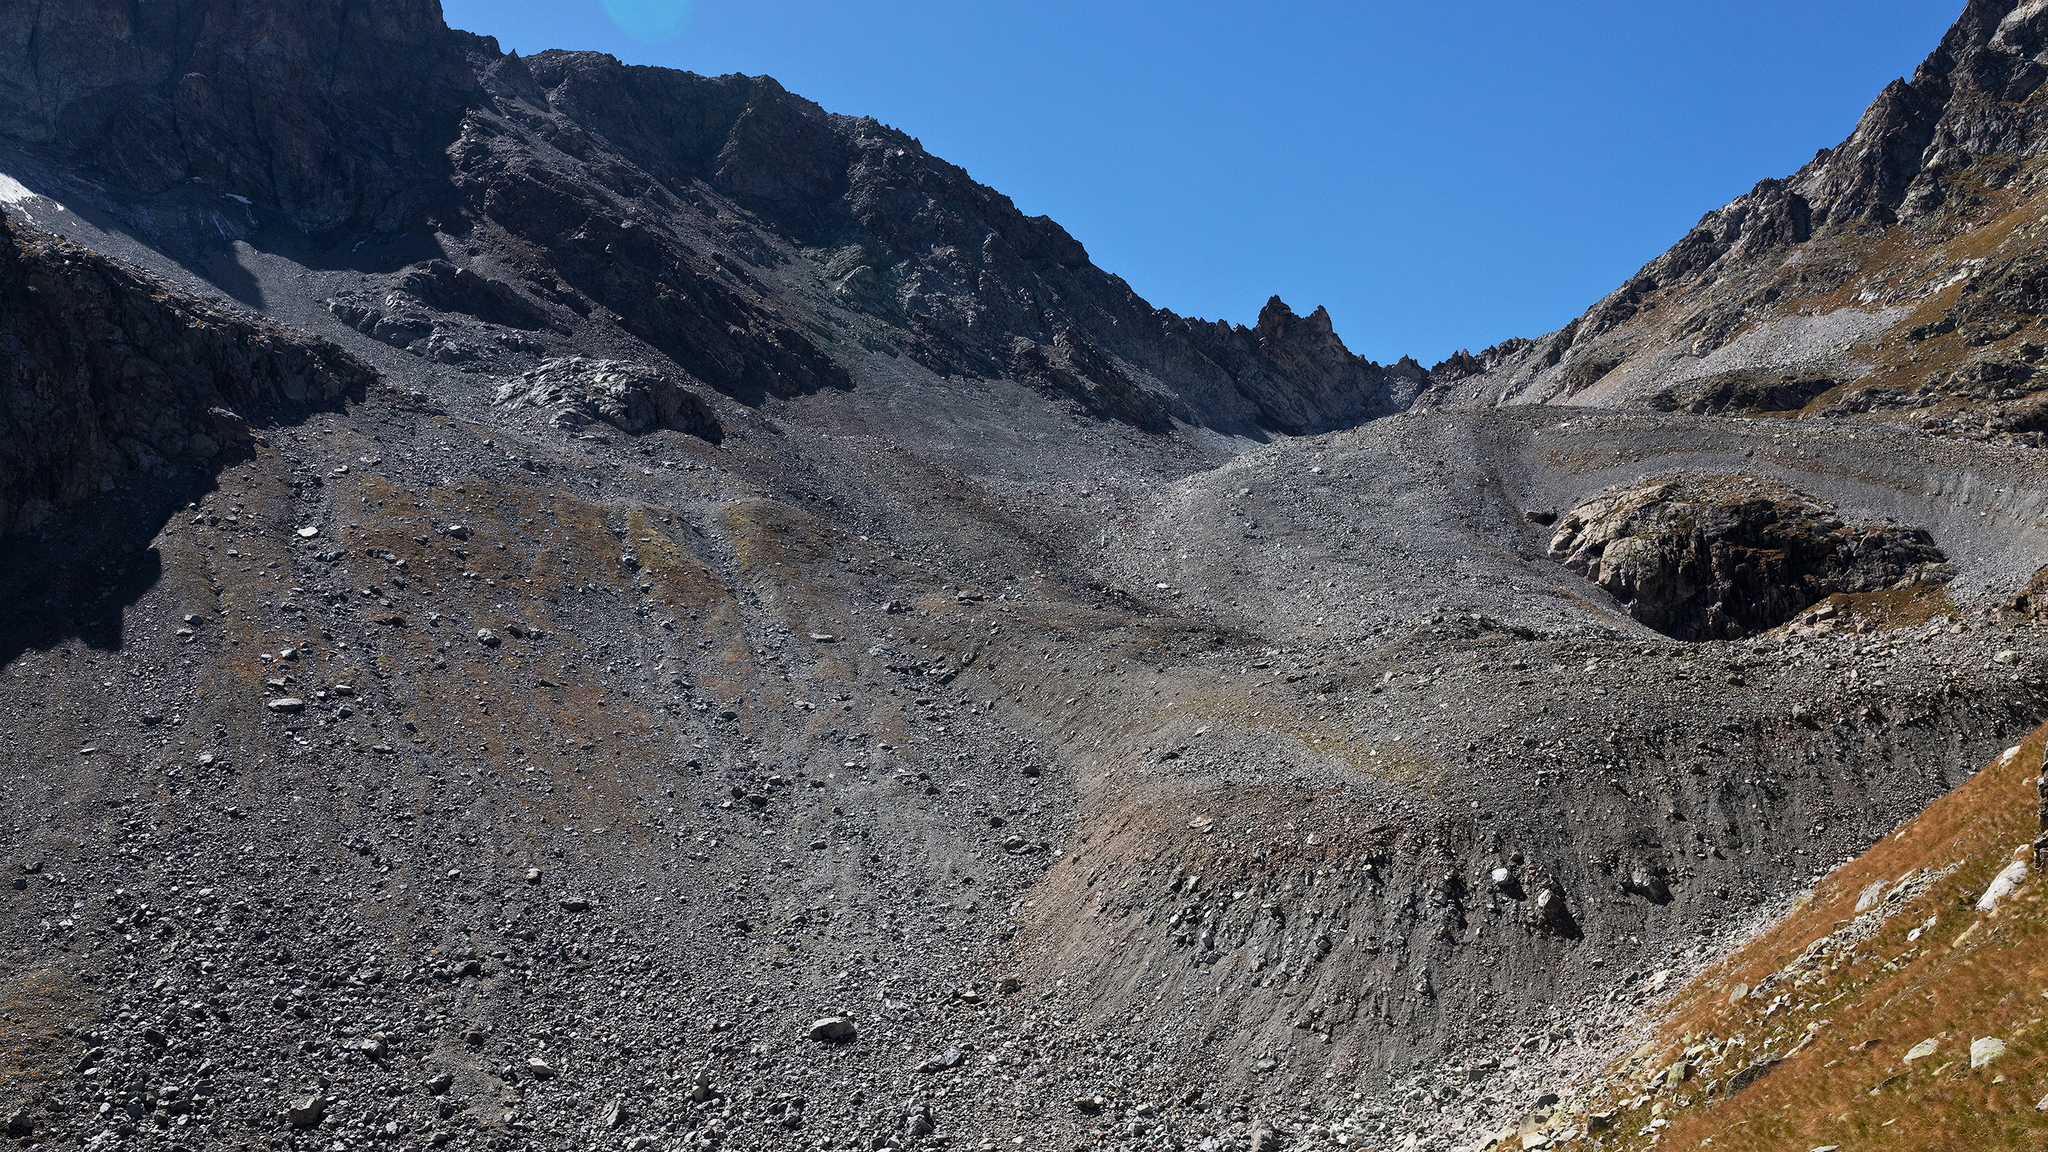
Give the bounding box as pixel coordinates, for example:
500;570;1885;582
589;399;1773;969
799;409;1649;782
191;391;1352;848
0;0;1421;439
0;214;378;535
7;4;2048;1152
1428;0;2048;443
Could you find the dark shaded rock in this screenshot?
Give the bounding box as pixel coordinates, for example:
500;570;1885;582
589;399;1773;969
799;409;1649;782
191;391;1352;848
1623;862;1673;905
0;215;380;535
0;0;482;233
1549;475;1949;641
396;260;554;330
1010;330;1177;432
1645;369;1839;414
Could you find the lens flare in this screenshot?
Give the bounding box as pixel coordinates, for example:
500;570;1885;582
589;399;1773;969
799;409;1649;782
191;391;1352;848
600;0;692;42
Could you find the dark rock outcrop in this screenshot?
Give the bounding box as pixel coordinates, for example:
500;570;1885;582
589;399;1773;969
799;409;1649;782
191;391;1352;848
0;216;378;534
0;0;482;232
0;2;1422;434
1548;475;1951;640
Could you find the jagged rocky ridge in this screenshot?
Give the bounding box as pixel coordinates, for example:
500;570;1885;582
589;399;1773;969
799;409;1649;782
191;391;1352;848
1426;0;2048;432
0;0;1422;438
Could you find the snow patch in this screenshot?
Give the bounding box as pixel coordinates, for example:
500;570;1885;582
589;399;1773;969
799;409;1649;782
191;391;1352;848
0;173;35;205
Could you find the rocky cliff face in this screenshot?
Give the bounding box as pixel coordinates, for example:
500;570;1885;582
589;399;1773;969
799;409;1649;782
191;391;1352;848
0;0;479;233
1429;0;2048;440
0;214;376;535
0;1;1417;438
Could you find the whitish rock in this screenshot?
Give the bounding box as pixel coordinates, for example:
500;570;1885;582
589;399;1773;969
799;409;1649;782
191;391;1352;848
1855;879;1886;912
267;697;305;713
1970;1036;2007;1067
1976;855;2029;911
1904;1038;1939;1063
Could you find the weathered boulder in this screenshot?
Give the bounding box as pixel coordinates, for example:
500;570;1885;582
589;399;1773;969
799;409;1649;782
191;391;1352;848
1549;475;1948;640
492;358;721;441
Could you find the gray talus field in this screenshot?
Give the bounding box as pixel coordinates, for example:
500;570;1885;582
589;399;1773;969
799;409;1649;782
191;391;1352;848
6;3;2048;1152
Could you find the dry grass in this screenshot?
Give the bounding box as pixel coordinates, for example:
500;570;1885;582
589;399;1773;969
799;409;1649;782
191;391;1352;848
1576;722;2048;1150
1791;586;1961;633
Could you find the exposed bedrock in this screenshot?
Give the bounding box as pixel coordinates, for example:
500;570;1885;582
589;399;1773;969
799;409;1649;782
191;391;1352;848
1548;476;1951;641
0;215;378;536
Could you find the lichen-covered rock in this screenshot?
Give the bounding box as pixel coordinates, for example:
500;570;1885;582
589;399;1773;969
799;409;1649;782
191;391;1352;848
492;357;720;441
1549;475;1948;640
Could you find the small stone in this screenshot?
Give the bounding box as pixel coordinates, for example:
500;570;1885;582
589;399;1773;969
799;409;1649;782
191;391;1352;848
1970;1036;2007;1068
1728;983;1750;1004
266;697;305;713
1904;1038;1939;1063
808;1016;856;1043
1994;650;2021;665
6;1110;31;1139
423;1073;452;1096
809;633;838;643
559;896;590;911
1072;1096;1104;1115
526;867;543;883
918;1047;964;1073
297;526;320;538
1586;1113;1614;1133
476;628;502;647
603;1097;626;1129
285;1095;326;1127
525;1057;557;1079
997;976;1021;994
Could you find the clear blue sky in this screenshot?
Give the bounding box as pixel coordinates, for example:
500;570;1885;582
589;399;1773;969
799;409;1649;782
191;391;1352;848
442;0;1962;365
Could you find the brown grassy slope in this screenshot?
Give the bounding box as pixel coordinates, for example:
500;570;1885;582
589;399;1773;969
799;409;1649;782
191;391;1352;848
1576;721;2048;1150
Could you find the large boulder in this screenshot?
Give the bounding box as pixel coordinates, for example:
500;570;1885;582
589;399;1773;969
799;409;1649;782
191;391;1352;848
1549;475;1949;640
492;357;720;441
